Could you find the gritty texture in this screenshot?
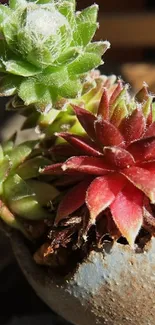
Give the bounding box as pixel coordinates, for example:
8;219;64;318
10;231;155;325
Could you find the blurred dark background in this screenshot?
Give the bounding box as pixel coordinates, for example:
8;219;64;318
77;0;155;92
78;0;155;63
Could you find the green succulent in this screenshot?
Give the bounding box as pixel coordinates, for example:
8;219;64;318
0;136;60;236
7;72;117;145
0;0;110;111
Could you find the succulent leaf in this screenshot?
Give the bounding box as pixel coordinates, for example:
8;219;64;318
103;146;135;169
95;118;124;147
18;79;53;108
56;178;92;224
73;5;98;46
97;87;109;119
3;174;52;220
3;59;42;77
119;108;146;145
0;75;23;96
86;174;126;223
145;122;155;138
0;157;12;195
9;0;27;9
17;156;52;179
0;200;30;238
26;180;60;205
0;5;11;28
86;41;110;56
8;140;38;169
68;52;103;75
122;166;155;204
72;105;97;140
62;156;112;175
110;183;143;247
57;132;102;157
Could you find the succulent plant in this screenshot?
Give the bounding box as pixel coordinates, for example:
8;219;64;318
1;1;155;324
0;0;109;111
0;135;60;238
0;0;155;275
40;82;155;251
7;71;117;144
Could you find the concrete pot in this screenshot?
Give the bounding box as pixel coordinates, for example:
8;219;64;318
9;230;155;325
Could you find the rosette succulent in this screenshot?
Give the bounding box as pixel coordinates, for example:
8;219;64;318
0;0;109;111
39;82;155;256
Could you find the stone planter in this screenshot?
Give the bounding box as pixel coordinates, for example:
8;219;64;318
10;230;155;325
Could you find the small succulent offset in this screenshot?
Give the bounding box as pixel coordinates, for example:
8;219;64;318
0;136;60;238
0;0;109;111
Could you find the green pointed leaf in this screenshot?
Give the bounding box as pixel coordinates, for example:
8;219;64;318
3;59;42;77
2;141;14;155
57;1;75;28
19;79;52;107
8;140;38;169
68;52;103;75
86;41;110;56
20;38;54;68
59;0;75;10
17;156;52;179
3;174;51;220
0;156;11;182
152;103;155;122
38;108;60;129
2;133;17;155
27;180;60;205
0;156;12;195
142;97;153;119
46;110;76;136
73;5;98;46
58;77;82;98
0;201;30;238
17;24;35;60
9;196;51;220
77;5;98;24
109;87;128;118
0;39;14;63
127;99;137;115
36;66;68;87
56;47;80;65
111;100;128;127
69;119;86;136
0;5;11;27
9;0;27;9
2;10;21;51
73;23;98;47
0;74;22;96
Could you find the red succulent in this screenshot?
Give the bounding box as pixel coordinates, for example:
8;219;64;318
42;82;155;247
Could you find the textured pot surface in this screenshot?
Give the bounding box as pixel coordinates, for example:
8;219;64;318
11;232;155;325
